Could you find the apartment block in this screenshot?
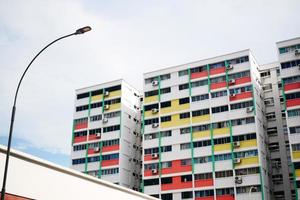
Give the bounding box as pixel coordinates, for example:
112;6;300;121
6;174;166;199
71;79;142;191
141;50;270;200
276;37;300;200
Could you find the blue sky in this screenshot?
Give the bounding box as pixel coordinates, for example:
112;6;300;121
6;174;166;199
0;0;300;167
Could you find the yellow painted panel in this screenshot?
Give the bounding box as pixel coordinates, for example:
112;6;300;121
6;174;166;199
160;99;189;114
238;139;257;149
293;151;300;160
109;103;121;111
213;127;230;136
214;143;231;152
193;130;210;139
192;115;210;123
107;90;121;98
296;169;300;177
144;110;158;118
160;114;190;128
91;95;103;102
145;95;158;103
236;156;259;167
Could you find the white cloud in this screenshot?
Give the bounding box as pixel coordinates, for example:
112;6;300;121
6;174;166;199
0;0;299;156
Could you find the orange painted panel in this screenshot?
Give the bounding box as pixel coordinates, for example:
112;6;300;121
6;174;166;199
285;82;300;91
88;134;100;141
286;98;300;107
210;82;227;90
234;76;251;85
74;136;87;143
194;179;213;187
210;67;226;75
74;122;88;130
195;197;214;200
191;71;208;79
101;159;119;167
102;144;119;152
1;193;32;200
161;176;192;191
216;195;234;200
144;154;159;161
162;160;192;175
229;91;253;101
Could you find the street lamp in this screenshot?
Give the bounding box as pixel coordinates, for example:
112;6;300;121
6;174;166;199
1;26;92;200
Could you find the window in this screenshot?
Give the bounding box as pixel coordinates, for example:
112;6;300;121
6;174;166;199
211;90;227;98
72;158;85;165
228;70;250;80
212;121;227;129
214;153;232;161
194;156;212;164
91;89;103;96
161;193;173;200
161;161;172;168
180;127;191;134
144;178;159;186
269;142;279;152
262;83;272;91
230;101;253;110
77;92;89;100
292;144;300;151
145;77;158;84
103;125;120;133
267;127;278;136
106;85;121;92
181;175;192;182
144;147;159;155
179;97;190;104
279;44;300;54
144;118;159;125
104;111;121;118
180;112;190;119
288;108;300;117
102;153;119;161
210;76;226;83
90;114;102;122
160;87;171;94
216;188;234;195
178;69;188;77
236;185;261;194
179;83;189;90
195;190;214;198
160;74;171;80
214;137;231;145
290;126;300;134
161;177;172;184
235;167;259;175
144;163;159;170
76;105;89;112
88;156;100;163
215;170;233;178
260;71;270;78
181;159;192;166
231;117;255;126
192;94;209;102
73;144;87;151
281;59;300;69
74;117;88;125
193;140;211;148
104;98;121;105
283;75;300;84
180;143;191;150
182;192;193;199
212;105;228;114
264;97;274;106
89;128;101;135
161;130;172;137
234;150;258;158
145;90;158;97
286;92;300;100
161;145;172;152
229;85;252;94
192;109;210;117
266;112;276;121
191;65;207;73
210;61;225;69
191;79;208;88
102;168;119;175
193;124;210;132
227;56;249;65
102;139;119;147
91;102;102;109
233;133;256;142
195;173;212;180
161;115;171;122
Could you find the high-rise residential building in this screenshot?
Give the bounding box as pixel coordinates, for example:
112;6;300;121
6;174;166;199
141;50;270;200
71;79;143;191
276;37;300;200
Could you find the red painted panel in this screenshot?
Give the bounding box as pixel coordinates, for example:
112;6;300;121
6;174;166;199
88;134;100;141
233;76;251;86
210;67;226;75
161;176;192;191
191;71;208;79
285;82;300;91
144;170;153;176
210;81;227;90
102;144;119;152
229;91;253;101
195;197;214;200
74;136;87;143
144;154;159;161
194;179;214;187
74;122;88;130
87;148;100;155
216;195;234;200
101;159;119;167
0;192;32;200
162;160;192;175
286;98;300;107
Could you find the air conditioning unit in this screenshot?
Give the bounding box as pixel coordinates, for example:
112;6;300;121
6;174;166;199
226;65;234;70
152;123;159;128
233;141;240;148
234;158;241;164
151;153;159;158
94;147;100;152
104;104;110;110
246;107;254;113
151;108;159;114
102;118;108;123
183;178;188;182
96;133;101;138
104;91;110;96
235;176;243;184
229;79;235;85
151;169;158;174
152;80;159;86
295;49;300;56
230;93;236;97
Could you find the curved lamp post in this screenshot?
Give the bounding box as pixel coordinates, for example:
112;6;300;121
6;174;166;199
1;26;92;200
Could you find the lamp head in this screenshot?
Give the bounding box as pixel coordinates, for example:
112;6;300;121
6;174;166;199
75;26;92;35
